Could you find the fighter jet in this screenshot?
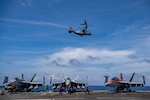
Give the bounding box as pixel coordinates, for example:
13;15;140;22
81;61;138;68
104;73;145;92
3;73;44;92
52;77;85;92
68;20;92;36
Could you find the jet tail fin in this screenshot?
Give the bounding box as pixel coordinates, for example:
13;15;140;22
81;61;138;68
3;76;8;84
30;74;36;82
142;75;145;85
43;76;45;85
129;72;135;82
63;74;66;81
50;76;52;84
22;73;24;80
104;76;109;83
120;73;123;80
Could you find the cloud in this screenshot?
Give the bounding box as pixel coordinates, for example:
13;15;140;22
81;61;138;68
34;47;135;67
28;47;150;81
111;20;150;36
88;56;100;60
51;60;67;67
128;55;137;59
0;18;67;28
107;19;150;60
108;20;150;48
3;61;14;65
0;36;17;41
15;0;62;7
17;0;32;7
137;59;150;64
69;59;81;66
2;47;149;73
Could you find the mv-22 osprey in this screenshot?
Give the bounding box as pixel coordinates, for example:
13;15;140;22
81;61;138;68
104;73;145;92
68;20;92;36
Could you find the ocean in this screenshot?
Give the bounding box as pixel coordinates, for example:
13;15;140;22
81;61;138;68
1;85;150;92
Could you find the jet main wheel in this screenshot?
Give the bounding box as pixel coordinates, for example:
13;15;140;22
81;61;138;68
128;89;131;92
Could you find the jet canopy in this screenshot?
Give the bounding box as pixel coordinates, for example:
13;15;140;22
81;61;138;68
111;77;119;81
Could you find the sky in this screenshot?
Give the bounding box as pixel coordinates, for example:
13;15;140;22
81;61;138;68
0;0;150;85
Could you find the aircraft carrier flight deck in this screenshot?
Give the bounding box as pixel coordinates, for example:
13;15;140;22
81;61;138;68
0;91;150;100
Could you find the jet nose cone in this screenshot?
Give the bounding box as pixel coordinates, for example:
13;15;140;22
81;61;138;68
105;82;111;86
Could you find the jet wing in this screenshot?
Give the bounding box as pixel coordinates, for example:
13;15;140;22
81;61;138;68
29;82;42;86
52;82;65;89
119;81;130;84
128;82;144;87
22;81;42;85
72;82;85;89
119;81;144;87
21;81;43;89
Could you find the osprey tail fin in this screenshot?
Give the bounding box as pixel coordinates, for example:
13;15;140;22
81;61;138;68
69;27;74;33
